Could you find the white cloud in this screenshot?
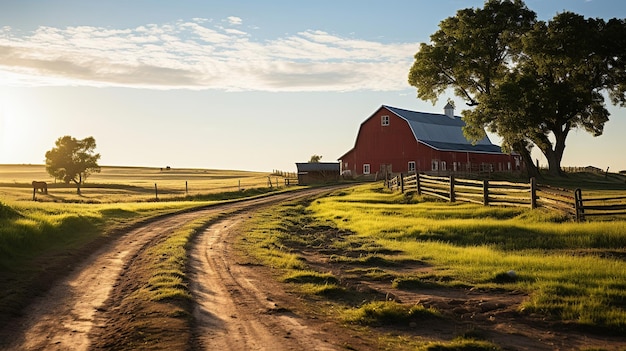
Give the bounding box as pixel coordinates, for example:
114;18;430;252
0;21;420;92
227;16;243;25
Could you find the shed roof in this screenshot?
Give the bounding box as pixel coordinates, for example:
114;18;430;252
296;162;341;172
383;105;503;154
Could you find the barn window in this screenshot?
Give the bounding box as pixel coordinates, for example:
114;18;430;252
431;160;438;171
381;115;389;126
441;161;447;171
408;161;416;172
363;164;371;174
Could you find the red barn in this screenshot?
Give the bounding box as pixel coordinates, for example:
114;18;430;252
339;104;521;178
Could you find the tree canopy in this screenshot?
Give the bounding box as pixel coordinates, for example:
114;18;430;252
408;0;626;176
45;136;101;194
309;155;323;163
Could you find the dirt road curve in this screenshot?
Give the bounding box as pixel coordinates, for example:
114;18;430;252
0;187;346;351
190;214;337;351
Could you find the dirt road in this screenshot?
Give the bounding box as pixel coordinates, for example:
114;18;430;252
0;187;347;351
189;214;339;351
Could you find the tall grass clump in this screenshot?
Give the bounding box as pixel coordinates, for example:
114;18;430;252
416;337;501;351
343;301;440;326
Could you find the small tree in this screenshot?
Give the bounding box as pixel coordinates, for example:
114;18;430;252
45;136;101;194
309;155;323;163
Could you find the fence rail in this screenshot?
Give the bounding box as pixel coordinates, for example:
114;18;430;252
576;192;626;220
387;172;626;221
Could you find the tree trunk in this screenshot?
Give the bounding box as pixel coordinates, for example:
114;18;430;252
532;127;567;177
544;150;563;177
513;141;540;179
540;132;566;177
73;179;82;195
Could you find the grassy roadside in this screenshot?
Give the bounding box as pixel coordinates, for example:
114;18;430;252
240;183;626;350
0;186;282;329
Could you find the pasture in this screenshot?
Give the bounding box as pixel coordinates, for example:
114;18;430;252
242;182;626;350
0;164;276;203
0;164;286;325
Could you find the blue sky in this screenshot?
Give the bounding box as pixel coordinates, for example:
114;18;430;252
1;0;625;172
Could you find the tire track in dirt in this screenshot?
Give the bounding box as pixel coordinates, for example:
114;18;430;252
0;186;347;351
0;208;218;351
189;214;338;351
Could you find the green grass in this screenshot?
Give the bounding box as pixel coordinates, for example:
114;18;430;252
0;164;295;327
321;184;626;333
131;218;212;302
0;198;205;322
243;182;626;338
283;270;340;285
415;337;501;351
343;301;440;326
0;200;200;266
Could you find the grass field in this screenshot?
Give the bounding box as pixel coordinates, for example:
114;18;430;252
0;164;289;325
3;164;626;349
0;164;277;202
242;182;626;349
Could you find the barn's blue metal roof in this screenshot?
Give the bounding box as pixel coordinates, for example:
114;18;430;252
383;105;503;154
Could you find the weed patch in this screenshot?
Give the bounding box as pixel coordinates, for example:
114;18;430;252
416;337;501;351
343;301;440;326
283;270;339;285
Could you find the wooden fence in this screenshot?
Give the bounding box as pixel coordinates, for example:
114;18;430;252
387;172;626;221
575;191;626;220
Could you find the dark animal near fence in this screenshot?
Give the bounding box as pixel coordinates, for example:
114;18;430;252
32;181;48;194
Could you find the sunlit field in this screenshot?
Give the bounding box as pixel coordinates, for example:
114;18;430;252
311;184;626;331
0;163;293;324
243;182;626;344
0;164;277;203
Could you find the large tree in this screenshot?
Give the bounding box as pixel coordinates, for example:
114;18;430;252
45;136;101;194
408;0;626;177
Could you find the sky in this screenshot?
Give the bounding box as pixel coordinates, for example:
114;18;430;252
0;0;625;173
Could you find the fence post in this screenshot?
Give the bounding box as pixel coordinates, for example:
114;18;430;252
449;175;455;202
155;183;158;201
574;188;584;222
416;173;422;195
530;177;537;209
483;179;489;206
185;181;188;195
400;173;405;193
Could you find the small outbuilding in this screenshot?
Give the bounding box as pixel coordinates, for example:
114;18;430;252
296;162;340;185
